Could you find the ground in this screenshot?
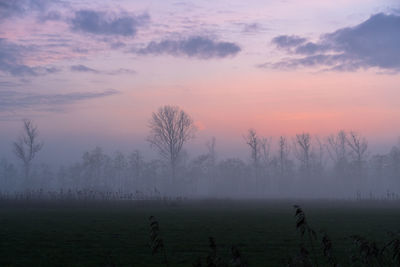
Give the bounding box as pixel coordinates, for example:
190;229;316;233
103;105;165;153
0;199;399;266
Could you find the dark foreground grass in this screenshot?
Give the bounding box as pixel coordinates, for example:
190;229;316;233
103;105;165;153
0;199;399;266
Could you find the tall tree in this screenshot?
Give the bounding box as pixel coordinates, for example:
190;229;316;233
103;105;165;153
278;136;290;177
294;133;312;176
244;129;268;191
346;131;368;165
13;119;44;182
206;137;217;168
326;130;348;176
147;105;196;184
346;131;368;183
244;129;262;169
206;137;217;192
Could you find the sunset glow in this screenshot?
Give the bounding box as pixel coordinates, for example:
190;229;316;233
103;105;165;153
1;0;399;161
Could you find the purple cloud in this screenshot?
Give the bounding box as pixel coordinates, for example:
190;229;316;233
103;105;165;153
137;36;241;59
265;13;400;72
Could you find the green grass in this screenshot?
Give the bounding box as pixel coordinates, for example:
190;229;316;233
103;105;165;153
0;199;399;266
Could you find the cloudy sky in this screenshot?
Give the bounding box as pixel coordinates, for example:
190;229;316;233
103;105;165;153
0;0;399;162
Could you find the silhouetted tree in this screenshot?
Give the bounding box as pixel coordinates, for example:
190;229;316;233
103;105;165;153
311;136;325;175
273;135;294;194
346;131;368;166
82;147;110;190
13;119;43;183
147;105;196;185
346;131;368;187
326;130;348;175
244;129;265;191
294;133;312;175
278;136;290;177
206;137;217;169
244;129;262;168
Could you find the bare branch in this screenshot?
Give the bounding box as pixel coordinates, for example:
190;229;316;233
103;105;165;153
13;119;43;179
147;105;196;181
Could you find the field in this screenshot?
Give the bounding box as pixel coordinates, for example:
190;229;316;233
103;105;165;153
0;199;399;266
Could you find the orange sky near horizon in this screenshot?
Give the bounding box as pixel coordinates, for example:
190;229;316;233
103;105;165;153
34;69;398;145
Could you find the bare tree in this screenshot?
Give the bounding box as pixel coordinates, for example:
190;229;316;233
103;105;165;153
147;105;196;183
278;136;290;176
260;137;272;167
244;129;268;192
346;131;368;164
206;137;217;167
346;131;368;179
343;131;369;193
326;130;348;175
244;129;262;168
326;130;347;164
294;133;311;174
13;119;44;182
312;136;325;174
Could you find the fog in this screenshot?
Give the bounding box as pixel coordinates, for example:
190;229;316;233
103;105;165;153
1;115;399;201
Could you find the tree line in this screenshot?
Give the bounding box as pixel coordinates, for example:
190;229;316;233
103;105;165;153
0;105;399;198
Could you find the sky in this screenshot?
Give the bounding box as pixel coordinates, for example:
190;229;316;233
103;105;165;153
0;0;400;163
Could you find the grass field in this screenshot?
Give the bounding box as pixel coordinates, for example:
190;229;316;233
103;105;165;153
0;199;399;266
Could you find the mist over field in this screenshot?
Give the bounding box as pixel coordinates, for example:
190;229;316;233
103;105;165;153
0;0;400;200
0;115;399;200
1;2;400;266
